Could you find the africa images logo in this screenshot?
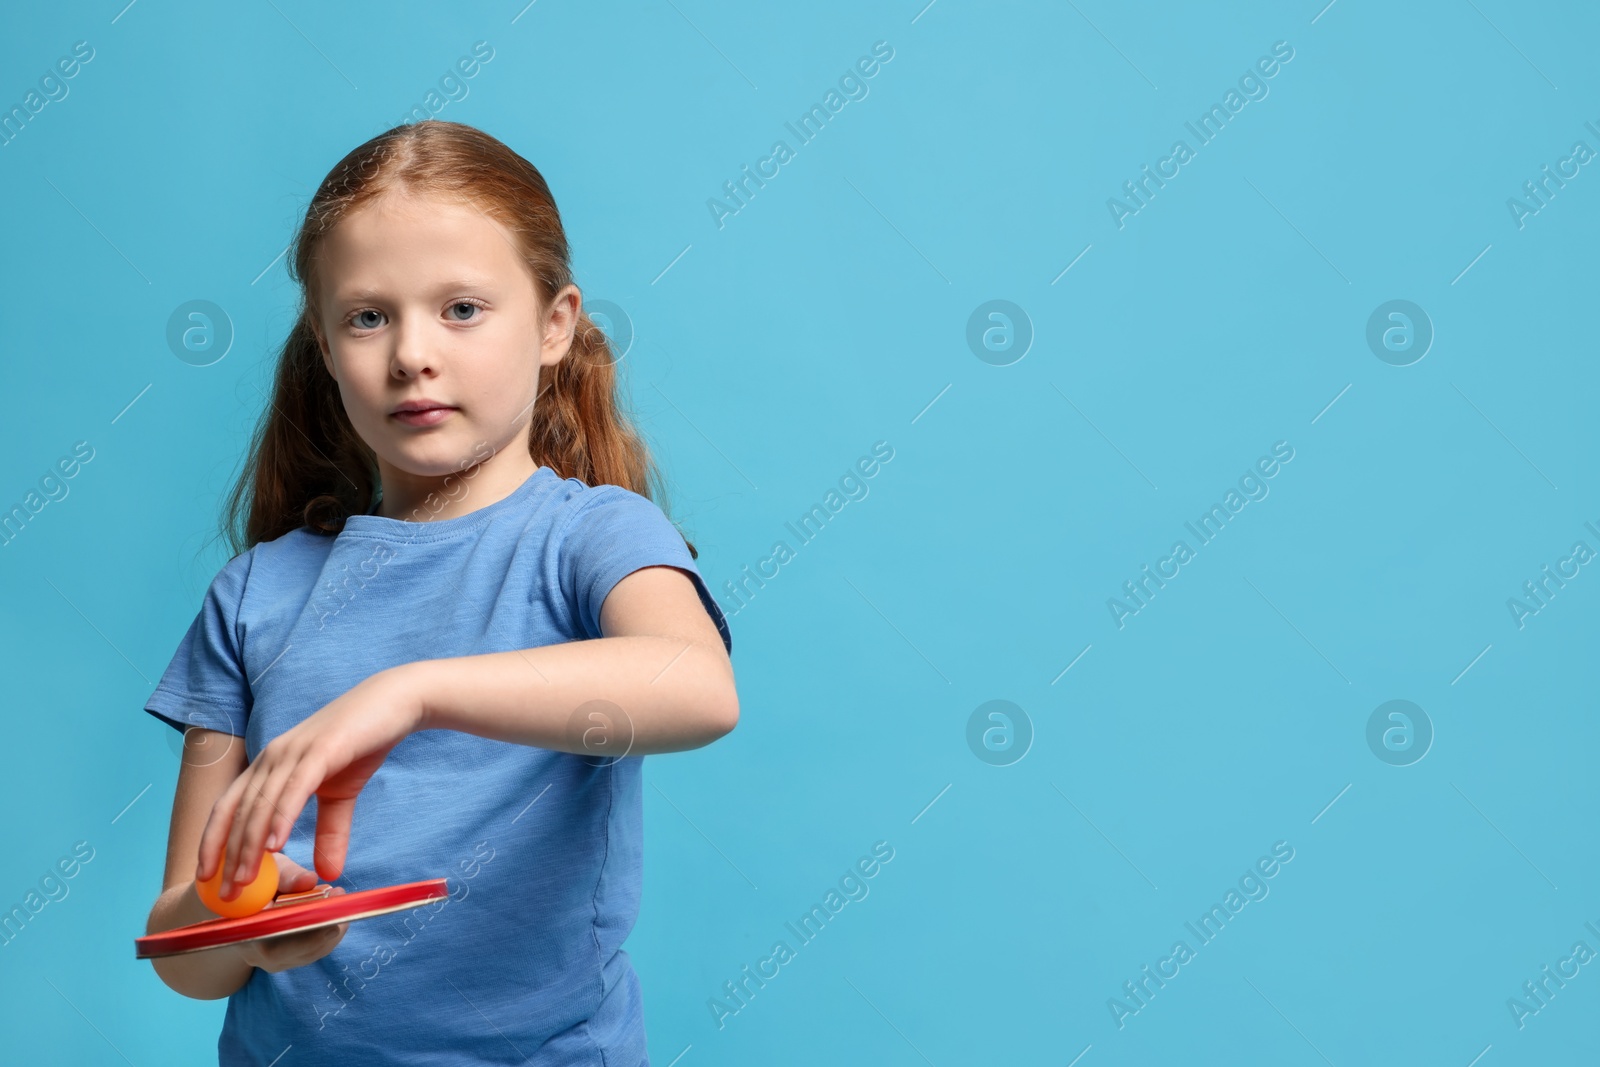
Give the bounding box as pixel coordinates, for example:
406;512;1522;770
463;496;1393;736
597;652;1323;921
1107;441;1294;629
1105;41;1295;230
707;41;895;230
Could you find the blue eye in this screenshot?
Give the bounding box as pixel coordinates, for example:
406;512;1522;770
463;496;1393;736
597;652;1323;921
344;300;484;332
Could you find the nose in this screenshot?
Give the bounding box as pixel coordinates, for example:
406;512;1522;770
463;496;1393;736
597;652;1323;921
389;313;437;379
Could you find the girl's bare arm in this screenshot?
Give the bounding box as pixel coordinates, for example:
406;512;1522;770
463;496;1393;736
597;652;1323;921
199;565;740;899
145;728;256;1000
411;565;739;753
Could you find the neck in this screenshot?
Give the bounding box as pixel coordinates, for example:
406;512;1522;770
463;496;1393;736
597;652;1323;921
374;451;539;522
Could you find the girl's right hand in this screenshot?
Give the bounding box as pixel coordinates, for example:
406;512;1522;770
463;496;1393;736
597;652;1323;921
229;852;350;973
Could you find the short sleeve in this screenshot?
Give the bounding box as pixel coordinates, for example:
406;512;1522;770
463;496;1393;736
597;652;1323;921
144;550;255;738
558;487;732;655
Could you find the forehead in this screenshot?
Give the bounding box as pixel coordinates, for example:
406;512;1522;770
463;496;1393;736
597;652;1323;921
317;189;530;300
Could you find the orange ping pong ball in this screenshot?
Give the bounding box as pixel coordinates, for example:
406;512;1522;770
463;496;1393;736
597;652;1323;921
196;849;278;918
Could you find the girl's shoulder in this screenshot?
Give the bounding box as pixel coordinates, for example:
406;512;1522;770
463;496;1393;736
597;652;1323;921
220;526;337;606
550;479;683;551
250;524;332;567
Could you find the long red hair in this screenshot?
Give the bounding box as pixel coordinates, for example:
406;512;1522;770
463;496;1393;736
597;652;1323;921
219;119;695;558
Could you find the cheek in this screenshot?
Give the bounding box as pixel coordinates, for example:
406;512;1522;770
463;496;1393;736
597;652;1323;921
465;348;534;404
332;364;391;423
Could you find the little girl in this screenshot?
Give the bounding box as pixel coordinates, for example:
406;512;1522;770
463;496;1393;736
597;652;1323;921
141;119;738;1066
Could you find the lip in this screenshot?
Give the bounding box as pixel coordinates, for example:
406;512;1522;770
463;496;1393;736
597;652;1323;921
391;403;456;427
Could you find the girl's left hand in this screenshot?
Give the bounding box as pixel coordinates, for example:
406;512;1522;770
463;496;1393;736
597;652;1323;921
196;666;424;899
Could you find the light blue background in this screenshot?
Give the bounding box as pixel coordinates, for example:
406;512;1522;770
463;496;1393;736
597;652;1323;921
1;1;1595;1063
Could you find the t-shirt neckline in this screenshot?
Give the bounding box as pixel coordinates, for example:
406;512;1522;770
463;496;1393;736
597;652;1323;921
342;465;556;541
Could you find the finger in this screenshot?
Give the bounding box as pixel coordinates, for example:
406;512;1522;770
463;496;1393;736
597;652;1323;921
198;765;258;883
252;758;334;883
264;769;318;854
226;755;300;896
302;924;344;949
313;794;357;883
272;850;311;878
277;852;316;883
196;766;255;884
267;758;330;880
260;787;307;859
219;769;272;899
276;921;345;964
234;757;298;886
274;854;316;893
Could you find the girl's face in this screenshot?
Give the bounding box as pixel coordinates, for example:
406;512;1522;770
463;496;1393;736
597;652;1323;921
310;186;578;518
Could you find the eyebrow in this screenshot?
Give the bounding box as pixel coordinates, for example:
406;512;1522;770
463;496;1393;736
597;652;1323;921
331;278;499;302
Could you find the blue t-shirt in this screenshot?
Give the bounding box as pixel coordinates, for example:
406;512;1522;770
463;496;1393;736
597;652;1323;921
144;466;731;1066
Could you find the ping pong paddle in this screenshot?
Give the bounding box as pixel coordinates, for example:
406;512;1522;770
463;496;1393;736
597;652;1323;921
135;877;450;960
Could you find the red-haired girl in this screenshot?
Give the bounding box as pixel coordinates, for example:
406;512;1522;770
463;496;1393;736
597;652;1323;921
143;119;737;1066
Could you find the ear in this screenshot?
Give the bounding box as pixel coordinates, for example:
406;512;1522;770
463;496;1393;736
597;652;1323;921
540;285;582;368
